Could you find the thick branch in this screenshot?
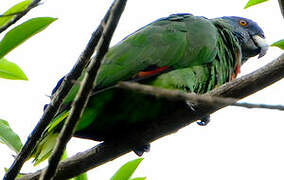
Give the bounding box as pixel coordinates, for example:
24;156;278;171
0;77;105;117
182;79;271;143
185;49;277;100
19;54;284;180
40;0;127;179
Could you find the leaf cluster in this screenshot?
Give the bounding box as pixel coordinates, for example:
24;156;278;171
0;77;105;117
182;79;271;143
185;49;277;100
0;0;56;80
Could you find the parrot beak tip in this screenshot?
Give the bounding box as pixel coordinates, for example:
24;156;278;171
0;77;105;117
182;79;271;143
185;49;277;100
253;35;269;59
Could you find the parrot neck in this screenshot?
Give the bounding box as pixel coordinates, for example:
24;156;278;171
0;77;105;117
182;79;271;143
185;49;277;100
213;19;242;80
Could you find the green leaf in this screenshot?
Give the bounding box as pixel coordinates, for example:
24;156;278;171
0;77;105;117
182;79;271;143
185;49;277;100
130;177;146;180
110;158;144;180
0;119;23;153
271;39;284;50
0;0;33;28
0;58;28;80
0;17;57;59
244;0;269;9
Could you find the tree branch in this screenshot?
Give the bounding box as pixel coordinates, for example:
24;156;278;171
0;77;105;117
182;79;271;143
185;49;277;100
4;1;114;179
0;0;41;34
18;54;284;180
231;102;284;110
117;82;284;111
39;0;127;179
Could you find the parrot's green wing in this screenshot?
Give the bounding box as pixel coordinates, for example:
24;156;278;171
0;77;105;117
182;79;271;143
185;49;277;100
95;14;218;88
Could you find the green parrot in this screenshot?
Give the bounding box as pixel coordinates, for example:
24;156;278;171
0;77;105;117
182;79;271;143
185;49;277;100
32;14;268;164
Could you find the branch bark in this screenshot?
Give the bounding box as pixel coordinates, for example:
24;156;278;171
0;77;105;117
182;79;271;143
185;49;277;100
117;82;284;111
18;54;284;180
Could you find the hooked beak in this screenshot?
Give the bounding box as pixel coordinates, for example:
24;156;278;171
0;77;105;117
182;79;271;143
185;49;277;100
252;35;269;58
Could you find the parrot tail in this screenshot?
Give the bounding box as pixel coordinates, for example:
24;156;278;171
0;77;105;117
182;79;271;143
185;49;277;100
31;133;59;166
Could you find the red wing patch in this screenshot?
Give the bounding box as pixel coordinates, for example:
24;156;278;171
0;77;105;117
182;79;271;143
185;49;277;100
138;66;169;78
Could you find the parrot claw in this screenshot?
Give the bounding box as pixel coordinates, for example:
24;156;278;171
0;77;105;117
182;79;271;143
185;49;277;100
197;115;210;126
133;144;150;156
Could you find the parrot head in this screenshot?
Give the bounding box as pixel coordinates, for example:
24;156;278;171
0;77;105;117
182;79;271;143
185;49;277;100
219;16;268;63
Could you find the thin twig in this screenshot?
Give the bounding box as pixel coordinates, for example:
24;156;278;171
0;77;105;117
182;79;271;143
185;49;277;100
18;53;284;180
117;82;284;111
232;102;284;110
0;0;41;34
278;0;284;19
4;2;113;180
39;0;127;179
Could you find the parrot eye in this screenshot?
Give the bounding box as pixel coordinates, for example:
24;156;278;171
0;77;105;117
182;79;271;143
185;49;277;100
239;19;248;26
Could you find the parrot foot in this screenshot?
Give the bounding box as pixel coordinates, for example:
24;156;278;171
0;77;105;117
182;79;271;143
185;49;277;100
133;144;150;156
197;115;210;126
